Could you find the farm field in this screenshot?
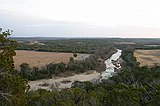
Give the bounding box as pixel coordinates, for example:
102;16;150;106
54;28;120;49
134;49;160;67
14;50;90;69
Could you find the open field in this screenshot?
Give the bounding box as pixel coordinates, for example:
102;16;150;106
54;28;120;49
113;42;136;45
14;50;90;69
144;45;160;47
134;50;160;67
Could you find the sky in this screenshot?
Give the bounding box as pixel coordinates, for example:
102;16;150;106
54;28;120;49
0;0;160;38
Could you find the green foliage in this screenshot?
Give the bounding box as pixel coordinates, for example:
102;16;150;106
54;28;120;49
16;39;114;54
0;29;28;106
0;73;28;106
27;83;144;106
0;29;16;72
19;54;100;80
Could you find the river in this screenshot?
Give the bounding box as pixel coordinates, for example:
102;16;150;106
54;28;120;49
28;49;122;90
100;49;122;80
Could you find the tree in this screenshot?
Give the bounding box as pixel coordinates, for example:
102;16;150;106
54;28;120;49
0;29;16;72
0;29;28;106
70;57;74;62
73;53;77;57
20;63;30;78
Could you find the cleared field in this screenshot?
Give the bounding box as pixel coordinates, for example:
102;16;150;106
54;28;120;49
14;50;90;69
134;50;160;67
114;42;136;45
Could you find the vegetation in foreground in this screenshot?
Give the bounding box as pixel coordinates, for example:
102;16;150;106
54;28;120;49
0;30;28;106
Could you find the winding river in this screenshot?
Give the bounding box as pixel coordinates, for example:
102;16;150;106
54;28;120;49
29;49;122;90
100;49;122;80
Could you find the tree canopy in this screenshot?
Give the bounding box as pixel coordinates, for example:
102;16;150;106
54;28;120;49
0;29;28;106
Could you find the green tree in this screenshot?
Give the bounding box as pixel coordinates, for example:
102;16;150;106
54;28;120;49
70;57;74;62
20;63;30;79
0;29;28;106
73;53;77;57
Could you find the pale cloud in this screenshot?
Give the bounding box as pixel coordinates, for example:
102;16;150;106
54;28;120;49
1;0;160;37
1;0;160;26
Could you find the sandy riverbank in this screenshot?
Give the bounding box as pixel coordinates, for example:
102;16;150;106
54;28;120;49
28;71;100;91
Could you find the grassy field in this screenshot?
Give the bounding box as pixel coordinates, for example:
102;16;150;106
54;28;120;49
14;50;90;69
134;49;160;67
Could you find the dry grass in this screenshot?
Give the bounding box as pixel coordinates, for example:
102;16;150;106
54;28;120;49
114;42;136;45
134;50;160;67
14;50;90;69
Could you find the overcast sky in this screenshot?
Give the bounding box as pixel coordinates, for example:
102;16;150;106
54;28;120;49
1;0;160;38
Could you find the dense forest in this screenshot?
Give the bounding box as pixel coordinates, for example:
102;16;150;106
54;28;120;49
1;30;160;106
16;39;112;53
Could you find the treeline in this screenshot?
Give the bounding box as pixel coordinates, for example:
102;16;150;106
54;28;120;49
19;55;99;81
136;46;160;50
16;39;113;54
15;38;160;57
